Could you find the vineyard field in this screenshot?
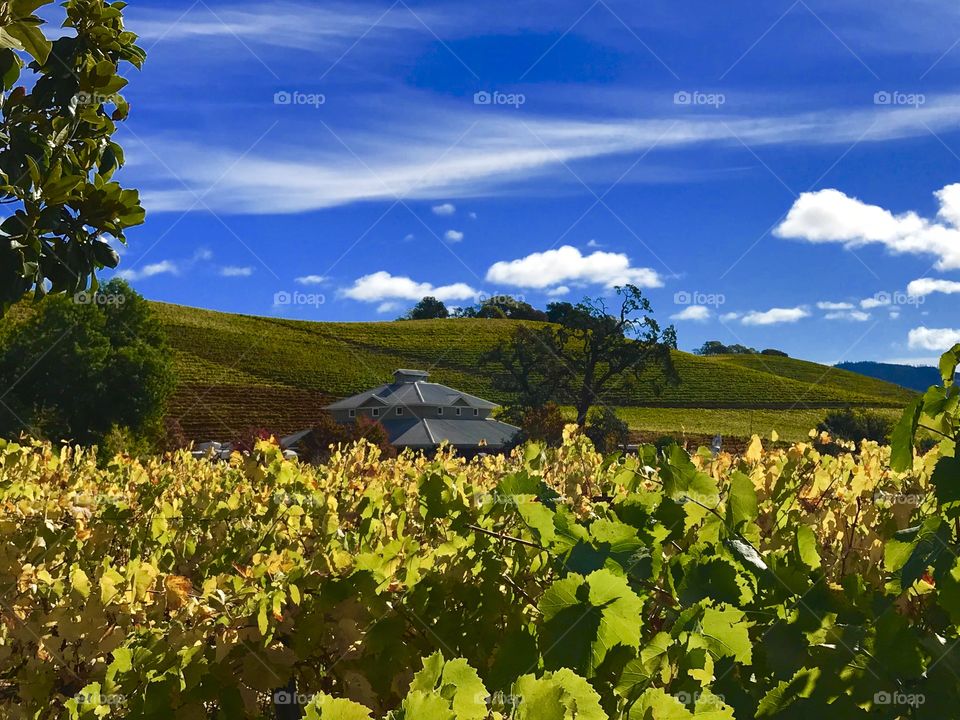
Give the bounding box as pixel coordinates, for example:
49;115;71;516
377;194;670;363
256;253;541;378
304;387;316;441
150;303;915;440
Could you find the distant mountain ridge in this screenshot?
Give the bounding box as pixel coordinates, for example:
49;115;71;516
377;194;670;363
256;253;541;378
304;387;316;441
835;361;948;393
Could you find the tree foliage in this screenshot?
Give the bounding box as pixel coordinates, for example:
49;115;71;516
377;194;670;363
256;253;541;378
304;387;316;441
400;296;449;320
0;278;173;444
456;295;548;321
484;285;678;424
0;0;145;310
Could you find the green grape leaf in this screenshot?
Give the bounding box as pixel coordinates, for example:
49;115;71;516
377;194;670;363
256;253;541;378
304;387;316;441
513;669;606;720
890;397;923;472
539;569;644;677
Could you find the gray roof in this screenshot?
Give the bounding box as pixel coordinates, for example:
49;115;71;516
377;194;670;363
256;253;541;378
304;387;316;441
382;417;519;449
325;369;499;411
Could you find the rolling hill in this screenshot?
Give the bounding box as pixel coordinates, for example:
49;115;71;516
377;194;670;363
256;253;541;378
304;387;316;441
836;361;946;393
152;302;916;442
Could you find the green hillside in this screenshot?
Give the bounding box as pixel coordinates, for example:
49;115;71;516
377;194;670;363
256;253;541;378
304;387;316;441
153;302;915;441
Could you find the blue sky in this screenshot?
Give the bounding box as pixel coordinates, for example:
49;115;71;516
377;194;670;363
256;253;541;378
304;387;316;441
97;0;960;364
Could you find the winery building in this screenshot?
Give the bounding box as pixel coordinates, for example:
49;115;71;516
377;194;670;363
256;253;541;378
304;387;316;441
324;369;520;452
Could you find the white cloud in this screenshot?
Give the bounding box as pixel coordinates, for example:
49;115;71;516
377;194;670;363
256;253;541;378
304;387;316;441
861;295;891;309
817;301;854;310
741;307;810;326
486;245;661;289
775;183;960;271
220;266;253;277
587;239;603;248
720;312;741;322
824;310;871;321
295;275;329;285
376;301;403;314
403;234;415;242
342;271;478;303
908;326;960;351
547;286;570;297
906;277;960;297
890;309;901;319
468;212;477;220
432;203;456;216
671;305;711;322
444;229;464;242
117;260;178;281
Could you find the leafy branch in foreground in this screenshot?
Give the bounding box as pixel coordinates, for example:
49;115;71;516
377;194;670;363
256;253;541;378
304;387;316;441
0;0;145;310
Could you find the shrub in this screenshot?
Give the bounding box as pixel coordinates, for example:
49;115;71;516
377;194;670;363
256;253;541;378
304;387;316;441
520;403;567;446
817;407;894;443
585;406;629;453
300;413;394;462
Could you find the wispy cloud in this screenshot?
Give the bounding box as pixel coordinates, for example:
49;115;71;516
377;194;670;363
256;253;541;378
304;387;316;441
117;260;179;282
135;98;960;216
444;229;464;242
295;275;329;286
220;266;254;277
432;203;456;216
741;307;810;326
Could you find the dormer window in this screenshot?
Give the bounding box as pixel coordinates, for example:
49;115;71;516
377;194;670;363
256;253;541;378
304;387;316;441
456;408;462;417
372;408;380;417
348;409;356;418
473;409;479;416
396;407;403;416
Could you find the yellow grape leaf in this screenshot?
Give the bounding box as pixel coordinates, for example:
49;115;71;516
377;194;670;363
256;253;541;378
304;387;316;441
745;436;763;464
70;568;90;598
164;575;194;610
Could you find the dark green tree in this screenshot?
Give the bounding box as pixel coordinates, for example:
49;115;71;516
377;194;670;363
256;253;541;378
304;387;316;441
0;279;174;444
484;285;678;425
457;296;547;321
0;0;145;310
402;296;449;320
